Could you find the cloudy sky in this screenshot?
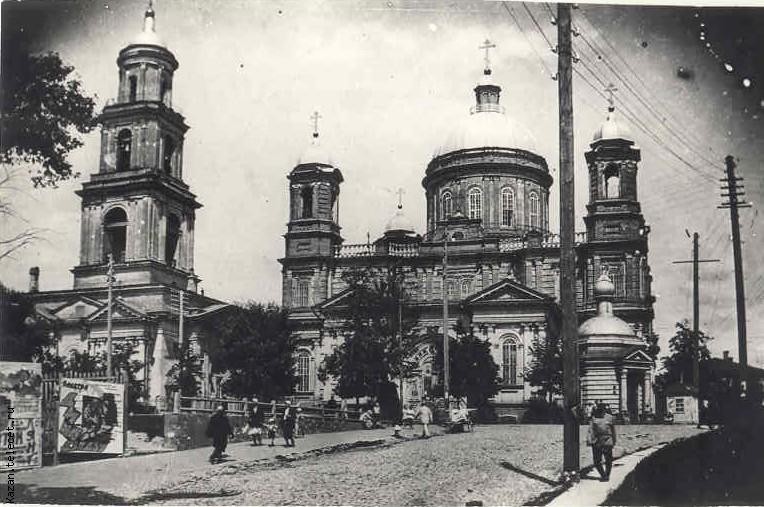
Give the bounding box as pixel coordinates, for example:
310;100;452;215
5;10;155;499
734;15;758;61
2;0;763;366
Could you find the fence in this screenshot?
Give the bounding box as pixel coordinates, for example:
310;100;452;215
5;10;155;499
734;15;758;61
178;395;363;422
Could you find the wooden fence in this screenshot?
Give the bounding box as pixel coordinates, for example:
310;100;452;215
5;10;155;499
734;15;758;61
178;396;363;421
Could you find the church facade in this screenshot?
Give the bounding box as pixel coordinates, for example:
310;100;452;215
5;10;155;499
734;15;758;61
280;55;657;420
30;7;227;406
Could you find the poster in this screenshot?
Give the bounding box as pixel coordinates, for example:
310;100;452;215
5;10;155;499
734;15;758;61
58;378;125;455
0;362;43;470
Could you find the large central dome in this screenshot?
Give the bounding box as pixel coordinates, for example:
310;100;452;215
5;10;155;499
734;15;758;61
435;73;538;157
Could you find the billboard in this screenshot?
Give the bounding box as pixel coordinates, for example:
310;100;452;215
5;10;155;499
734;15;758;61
0;362;43;470
58;378;125;454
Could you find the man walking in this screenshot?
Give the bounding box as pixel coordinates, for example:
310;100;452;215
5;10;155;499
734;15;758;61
206;405;233;464
282;400;296;447
416;401;433;439
587;403;617;481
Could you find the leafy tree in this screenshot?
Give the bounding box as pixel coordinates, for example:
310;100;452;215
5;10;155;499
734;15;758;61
431;320;501;409
200;303;296;401
0;283;54;363
656;320;712;391
1;52;96;187
165;339;202;398
319;267;420;410
525;305;564;403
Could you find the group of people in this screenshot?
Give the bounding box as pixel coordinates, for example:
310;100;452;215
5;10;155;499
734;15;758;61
586;402;617;482
205;398;302;464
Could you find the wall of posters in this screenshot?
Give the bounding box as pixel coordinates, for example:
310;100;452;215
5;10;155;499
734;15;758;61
58;378;125;454
0;362;43;470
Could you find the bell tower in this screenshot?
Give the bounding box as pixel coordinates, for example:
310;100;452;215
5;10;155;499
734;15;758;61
581;92;654;338
72;5;201;290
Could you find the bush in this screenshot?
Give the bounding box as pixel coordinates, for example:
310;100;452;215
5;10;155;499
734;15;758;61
521;398;565;424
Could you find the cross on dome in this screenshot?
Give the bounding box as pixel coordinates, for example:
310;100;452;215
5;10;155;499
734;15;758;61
604;83;618;110
479;39;497;75
396;188;405;210
310;111;322;138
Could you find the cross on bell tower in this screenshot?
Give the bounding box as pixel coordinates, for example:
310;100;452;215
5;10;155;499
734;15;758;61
604;83;618;110
479;38;497;75
310;111;322;138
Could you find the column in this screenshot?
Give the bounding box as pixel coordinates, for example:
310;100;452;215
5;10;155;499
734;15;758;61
643;371;652;414
619;369;628;419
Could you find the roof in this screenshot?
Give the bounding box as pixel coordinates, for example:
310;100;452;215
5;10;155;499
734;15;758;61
592;106;632;143
435;108;538;157
463;277;551;305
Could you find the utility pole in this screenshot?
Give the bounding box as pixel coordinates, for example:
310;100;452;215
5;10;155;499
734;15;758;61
442;232;450;407
106;254;116;377
719;155;751;387
672;232;719;397
557;2;579;473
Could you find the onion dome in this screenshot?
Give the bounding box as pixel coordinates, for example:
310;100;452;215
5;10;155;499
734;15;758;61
131;4;166;48
384;203;416;237
434;45;537;157
578;271;636;337
592;105;632;144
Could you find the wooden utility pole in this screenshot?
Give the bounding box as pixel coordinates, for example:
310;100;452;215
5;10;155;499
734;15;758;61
719;155;750;384
672;232;719;392
442;232;450;406
557;2;579;473
106;254;116;377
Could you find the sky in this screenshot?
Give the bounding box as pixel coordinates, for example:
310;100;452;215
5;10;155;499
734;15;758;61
1;0;763;367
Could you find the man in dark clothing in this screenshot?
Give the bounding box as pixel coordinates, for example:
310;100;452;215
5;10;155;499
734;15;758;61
207;405;233;464
282;400;296;447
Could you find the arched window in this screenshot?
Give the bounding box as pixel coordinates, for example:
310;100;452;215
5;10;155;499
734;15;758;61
604;164;620;199
128;75;137;102
502;336;520;385
301;186;313;219
296;350;312;393
446;279;456;299
163;136;175;175
441;191;453;219
103;208;128;263
501;187;515;227
468;187;482;220
165;214;181;267
116;129;132;172
460;279;471;297
529;191;540;228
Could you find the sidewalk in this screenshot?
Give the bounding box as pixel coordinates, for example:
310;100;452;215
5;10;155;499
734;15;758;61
17;428;395;504
547;443;666;507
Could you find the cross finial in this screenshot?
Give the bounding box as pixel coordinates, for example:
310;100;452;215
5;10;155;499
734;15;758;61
478;38;497;75
310;111;322;138
604;83;618;109
396;188;405;209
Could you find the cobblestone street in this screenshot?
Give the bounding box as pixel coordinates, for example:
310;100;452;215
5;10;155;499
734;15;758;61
19;424;701;505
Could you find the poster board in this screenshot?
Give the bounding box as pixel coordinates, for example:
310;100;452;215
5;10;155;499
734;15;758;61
58;378;126;455
0;362;43;470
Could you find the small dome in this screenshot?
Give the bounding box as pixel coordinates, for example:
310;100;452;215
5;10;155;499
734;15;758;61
298;134;334;167
435;109;538;157
131;8;166;48
578;314;636;337
592;106;632;143
385;205;415;235
593;273;615;297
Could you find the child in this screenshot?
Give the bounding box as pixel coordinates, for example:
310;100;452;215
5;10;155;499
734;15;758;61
266;417;277;447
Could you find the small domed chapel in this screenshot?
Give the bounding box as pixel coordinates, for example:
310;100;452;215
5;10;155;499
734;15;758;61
280;42;657;420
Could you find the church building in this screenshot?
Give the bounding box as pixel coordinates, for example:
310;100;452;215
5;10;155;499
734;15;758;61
279;44;657;420
30;6;227;406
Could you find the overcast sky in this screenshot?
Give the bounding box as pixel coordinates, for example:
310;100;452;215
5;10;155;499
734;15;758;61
2;0;763;366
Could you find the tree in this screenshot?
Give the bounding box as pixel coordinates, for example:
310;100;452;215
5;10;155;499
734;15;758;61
0;283;54;364
200;303;296;401
431;320;501;409
525;305;564;403
165;339;203;398
319;267;420;412
1;52;96;187
656;320;712;391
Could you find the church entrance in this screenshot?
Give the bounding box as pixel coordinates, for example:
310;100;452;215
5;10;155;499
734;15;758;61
626;370;642;421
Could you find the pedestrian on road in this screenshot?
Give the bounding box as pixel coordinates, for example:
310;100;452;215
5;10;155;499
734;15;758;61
206;405;233;464
416;402;433;439
266;417;277;446
587;403;616;481
340;398;348;420
246;398;264;446
282;400;296;447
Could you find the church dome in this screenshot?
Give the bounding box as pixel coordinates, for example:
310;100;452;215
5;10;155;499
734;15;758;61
592;105;632;143
298;133;334;167
435;69;537;157
130;6;166;48
385;204;416;235
578;272;636;337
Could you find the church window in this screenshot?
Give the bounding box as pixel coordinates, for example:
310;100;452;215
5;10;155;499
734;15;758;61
165;214;181;267
468;187;482;220
501;187;515;227
292;278;310;307
502;336;520;385
163;136;175;175
103;208;128;263
116;129;132;172
301;186;313;219
529;191;540;228
447;280;456;299
128;75;137;102
441;191;453;219
296;350;312;393
604;164;620;199
460;279;471;297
